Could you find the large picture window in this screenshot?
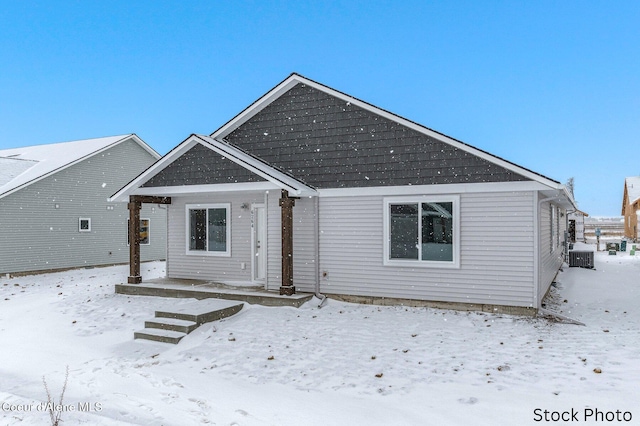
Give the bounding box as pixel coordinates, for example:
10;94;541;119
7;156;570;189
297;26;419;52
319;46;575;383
384;196;459;268
186;204;231;256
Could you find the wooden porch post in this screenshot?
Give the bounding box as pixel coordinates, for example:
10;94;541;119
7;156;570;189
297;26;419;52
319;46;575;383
279;189;297;295
128;197;142;284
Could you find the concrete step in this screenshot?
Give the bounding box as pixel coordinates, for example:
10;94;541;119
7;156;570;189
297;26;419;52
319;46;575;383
134;328;186;344
145;317;198;334
134;299;245;344
154;299;244;324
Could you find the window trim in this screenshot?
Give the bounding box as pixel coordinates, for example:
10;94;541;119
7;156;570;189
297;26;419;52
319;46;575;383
185;203;231;257
383;195;460;269
78;217;91;233
550;205;557;253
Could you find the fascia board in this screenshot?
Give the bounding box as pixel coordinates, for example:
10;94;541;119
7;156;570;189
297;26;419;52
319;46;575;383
130;182;281;197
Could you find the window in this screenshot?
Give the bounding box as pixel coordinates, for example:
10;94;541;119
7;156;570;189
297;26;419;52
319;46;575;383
79;218;91;232
550;205;557;253
384;196;459;268
128;219;150;245
550;205;554;252
556;208;561;248
186;204;231;256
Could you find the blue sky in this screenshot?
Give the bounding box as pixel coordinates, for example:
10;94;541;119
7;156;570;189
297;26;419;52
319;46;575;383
1;1;638;216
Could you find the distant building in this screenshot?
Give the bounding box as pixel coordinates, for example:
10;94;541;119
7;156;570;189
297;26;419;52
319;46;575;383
622;177;640;242
0;135;166;275
568;210;588;243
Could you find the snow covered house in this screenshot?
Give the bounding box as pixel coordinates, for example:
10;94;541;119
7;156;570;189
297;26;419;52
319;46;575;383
0;135;166;275
622;176;640;242
112;74;575;315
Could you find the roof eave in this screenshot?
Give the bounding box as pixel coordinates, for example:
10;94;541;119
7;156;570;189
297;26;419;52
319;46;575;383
109;133;318;202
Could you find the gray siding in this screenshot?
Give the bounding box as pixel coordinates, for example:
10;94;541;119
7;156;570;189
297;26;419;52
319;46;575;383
226;83;531;188
166;189;316;290
0;139;166;275
166;192;267;283
265;195;317;293
318;191;536;307
266;192;280;288
538;199;566;304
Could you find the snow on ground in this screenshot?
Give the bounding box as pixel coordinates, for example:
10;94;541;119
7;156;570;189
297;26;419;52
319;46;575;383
1;245;639;425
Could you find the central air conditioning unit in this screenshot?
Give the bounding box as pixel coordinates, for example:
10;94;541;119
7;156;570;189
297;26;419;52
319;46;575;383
569;251;594;268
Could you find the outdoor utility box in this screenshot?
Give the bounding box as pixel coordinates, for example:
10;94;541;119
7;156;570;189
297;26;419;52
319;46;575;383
606;242;620;251
569;251;594;268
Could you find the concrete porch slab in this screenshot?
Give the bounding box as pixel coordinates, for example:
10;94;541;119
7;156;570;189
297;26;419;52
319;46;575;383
116;278;313;308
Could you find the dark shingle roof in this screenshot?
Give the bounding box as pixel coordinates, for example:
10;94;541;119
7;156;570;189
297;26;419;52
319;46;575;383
224;83;530;188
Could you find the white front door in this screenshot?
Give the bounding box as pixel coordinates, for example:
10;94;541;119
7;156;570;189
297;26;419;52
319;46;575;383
252;204;267;284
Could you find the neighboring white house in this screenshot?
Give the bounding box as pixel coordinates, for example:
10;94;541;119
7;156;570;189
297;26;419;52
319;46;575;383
112;74;575;315
0;134;166;275
568;209;588;243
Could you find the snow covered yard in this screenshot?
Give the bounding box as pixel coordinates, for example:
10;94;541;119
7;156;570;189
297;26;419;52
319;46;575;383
1;246;639;426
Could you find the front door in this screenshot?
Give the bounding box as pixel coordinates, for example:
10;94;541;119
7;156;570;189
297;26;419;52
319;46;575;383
252;204;267;284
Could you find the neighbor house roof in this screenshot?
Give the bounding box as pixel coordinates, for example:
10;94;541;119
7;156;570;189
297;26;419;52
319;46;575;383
0;134;159;200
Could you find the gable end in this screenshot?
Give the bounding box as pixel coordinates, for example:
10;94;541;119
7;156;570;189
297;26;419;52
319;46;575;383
224;83;531;189
142;143;266;187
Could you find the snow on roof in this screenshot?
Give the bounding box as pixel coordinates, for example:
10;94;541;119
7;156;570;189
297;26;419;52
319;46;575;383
0;157;38;187
0;134;134;199
626;176;640;204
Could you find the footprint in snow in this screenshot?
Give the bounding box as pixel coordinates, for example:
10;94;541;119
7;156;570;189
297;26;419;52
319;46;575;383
458;397;478;405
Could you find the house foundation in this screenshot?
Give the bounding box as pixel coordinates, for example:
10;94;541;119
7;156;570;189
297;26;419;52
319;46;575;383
325;294;537;316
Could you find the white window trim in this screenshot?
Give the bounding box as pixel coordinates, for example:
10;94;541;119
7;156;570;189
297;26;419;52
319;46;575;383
127;218;151;246
79;217;91;232
383;195;460;269
185;203;231;257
